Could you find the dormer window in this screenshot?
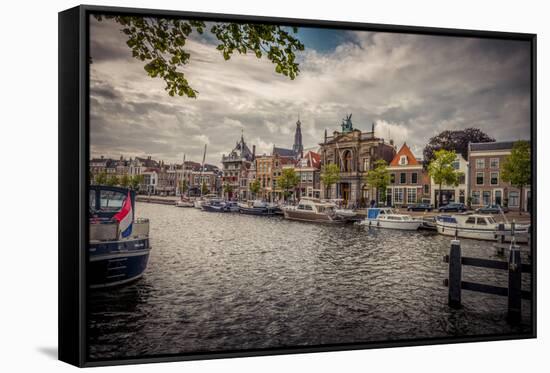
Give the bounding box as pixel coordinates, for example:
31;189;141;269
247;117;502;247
399;155;408;165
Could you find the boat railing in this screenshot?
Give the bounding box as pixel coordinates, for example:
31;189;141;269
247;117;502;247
90;218;150;241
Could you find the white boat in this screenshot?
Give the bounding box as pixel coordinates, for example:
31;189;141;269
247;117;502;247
193;193;218;209
323;198;357;219
283;198;348;223
358;208;421;230
435;213;530;241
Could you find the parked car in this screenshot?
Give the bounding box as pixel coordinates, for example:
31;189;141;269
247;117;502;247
438;202;468;212
476;204;509;214
406;203;434;212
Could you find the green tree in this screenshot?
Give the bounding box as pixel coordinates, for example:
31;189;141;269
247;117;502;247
249;179;261;199
105;174;119;187
428;149;464;208
501;140;531;213
95;171;108;185
364;160;390;205
179;179;189;195
201;181;209;195
223;182;234;198
119;174;131;188
130;175;144;191
93;16;305;97
320;163;341;198
277;168;300;201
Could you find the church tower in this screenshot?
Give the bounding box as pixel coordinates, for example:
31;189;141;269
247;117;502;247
292;118;303;158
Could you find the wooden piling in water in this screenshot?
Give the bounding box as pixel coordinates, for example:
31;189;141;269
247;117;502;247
448;239;462;308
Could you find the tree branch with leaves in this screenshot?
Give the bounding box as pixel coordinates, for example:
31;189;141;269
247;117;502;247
93;16;305;97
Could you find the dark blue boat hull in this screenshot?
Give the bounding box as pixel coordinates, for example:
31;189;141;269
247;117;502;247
202;205;230;212
238;207;277;216
89;238;151;288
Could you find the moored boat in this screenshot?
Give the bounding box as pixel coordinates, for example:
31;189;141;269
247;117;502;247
202;199;231;212
193;193;218;209
435;213;529;242
358;208;421;230
283;198;347;223
238;200;279;216
175;197;194;207
89;186;151;288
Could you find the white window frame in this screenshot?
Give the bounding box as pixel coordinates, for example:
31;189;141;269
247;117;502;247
490;172;499;185
471;190;481;205
490;158;499;169
476;172;484;185
406;187;417;204
476;158;485;169
399;155;408;165
394;187;404;204
508;191;519;207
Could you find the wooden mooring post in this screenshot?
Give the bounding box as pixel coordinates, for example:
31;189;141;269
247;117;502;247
443;227;530;324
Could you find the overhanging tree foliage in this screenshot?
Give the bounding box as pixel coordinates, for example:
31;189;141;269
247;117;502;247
423;128;495;166
93;16;305;97
249;179;261;198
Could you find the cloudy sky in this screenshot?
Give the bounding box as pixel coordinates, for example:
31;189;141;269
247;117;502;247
89;16;531;166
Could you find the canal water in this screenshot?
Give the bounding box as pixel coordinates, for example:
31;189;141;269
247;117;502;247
88;203;532;359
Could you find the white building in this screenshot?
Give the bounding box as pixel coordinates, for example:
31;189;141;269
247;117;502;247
430;153;469;207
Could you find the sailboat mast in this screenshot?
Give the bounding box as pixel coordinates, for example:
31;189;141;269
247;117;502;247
199;144;207;197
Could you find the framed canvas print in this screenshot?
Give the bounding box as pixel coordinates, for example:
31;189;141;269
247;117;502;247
58;4;537;367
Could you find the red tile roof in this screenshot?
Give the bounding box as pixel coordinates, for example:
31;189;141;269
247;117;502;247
390;143;420;166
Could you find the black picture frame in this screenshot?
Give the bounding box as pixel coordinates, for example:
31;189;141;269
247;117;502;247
59;4;537;367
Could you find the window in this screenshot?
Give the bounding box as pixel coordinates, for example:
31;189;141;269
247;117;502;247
476;159;485;169
458;174;465;184
400;173;406;184
508;191;519;207
99;190;126;212
423;184;429;194
343;150;352;172
490;172;499;185
452;159;460;169
465;217;476;224
482;191;491;205
472;191;480;205
407;188;417;204
477;218;487;226
394;188;404;204
304;205;313;211
490;158;499;169
399;155;408;165
363;158;370;171
390;174;395;184
476;172;484;185
411;173;418;184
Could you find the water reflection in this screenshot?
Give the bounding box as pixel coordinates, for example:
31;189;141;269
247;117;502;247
88;203;531;359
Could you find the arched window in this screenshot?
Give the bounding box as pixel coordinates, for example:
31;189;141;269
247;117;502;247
343;150;353;172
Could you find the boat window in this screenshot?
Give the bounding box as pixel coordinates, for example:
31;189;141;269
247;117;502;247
487;217;496;224
304;205;313;211
465;217;476;224
297;204;305;210
477;218;487;225
99;190;126;212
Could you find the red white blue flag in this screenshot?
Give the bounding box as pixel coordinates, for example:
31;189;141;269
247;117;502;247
113;191;133;239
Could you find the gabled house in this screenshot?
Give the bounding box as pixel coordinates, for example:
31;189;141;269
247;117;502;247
386;143;430;207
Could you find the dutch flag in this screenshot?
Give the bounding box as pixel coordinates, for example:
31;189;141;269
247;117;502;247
113;191;133;239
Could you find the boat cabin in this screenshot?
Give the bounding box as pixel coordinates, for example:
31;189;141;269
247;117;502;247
89;185;135;220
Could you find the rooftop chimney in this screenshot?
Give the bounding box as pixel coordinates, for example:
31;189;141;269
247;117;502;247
252;145;256;160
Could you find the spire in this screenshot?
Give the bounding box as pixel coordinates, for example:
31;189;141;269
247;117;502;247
292;116;303;158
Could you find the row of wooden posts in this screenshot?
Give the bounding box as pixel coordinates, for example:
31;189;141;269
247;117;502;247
444;222;531;324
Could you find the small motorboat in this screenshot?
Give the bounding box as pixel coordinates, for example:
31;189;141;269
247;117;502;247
193;194;218;209
283;198;348;223
88;186;151;288
202;199;230;213
358;208;421;230
238;200;279;216
175;197;194;207
435;213;530;242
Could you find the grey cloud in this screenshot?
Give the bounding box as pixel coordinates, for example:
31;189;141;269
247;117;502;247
89;17;531;165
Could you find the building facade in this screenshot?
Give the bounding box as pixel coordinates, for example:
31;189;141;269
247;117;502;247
468;141;531;212
221;134;255;200
386;143;430;207
295;151;321;199
319;115;396;207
